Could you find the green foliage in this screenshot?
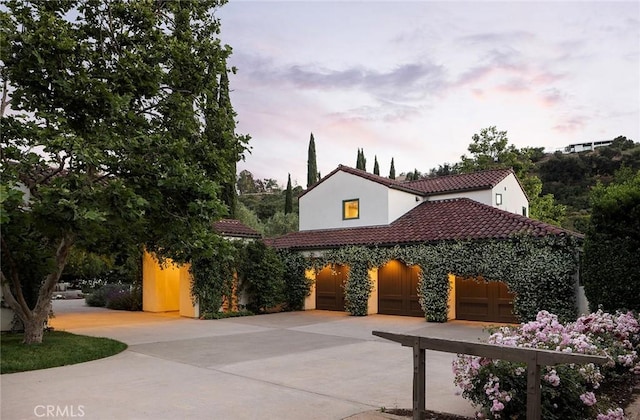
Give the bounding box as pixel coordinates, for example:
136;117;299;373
278;250;313;311
389;158;396;179
356;148;367;171
459;126;566;226
85;283;141;311
263;211;298;238
307;133;318;187
190;238;237;316
237;241;286;313
287;235;580;323
582;170;640;312
105;286;142;311
373;156;380;175
200;309;254;319
285;173;293;214
1;0;247;342
1;331;127;374
537;139;640;231
235;202;265;235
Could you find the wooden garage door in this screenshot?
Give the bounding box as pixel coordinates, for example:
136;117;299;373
316;265;347;311
455;277;518;323
378;260;424;317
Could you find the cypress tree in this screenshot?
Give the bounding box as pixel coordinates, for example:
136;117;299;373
356;148;367;171
216;63;239;217
389;158;396;179
307;133;318;188
373;155;380;175
285;174;293;214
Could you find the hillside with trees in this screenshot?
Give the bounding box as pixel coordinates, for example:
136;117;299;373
536;136;640;231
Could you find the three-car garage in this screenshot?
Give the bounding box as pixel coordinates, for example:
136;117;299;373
314;260;517;323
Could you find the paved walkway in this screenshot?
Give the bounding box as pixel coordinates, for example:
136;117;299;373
1;300;492;420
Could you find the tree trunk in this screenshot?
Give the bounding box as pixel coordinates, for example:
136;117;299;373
22;313;48;344
1;234;73;344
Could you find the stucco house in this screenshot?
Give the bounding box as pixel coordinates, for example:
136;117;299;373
269;165;583;323
142;219;261;318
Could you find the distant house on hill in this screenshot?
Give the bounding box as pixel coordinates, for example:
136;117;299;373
562;140;614;154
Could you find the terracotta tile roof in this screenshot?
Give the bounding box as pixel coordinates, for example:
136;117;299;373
266;198;580;250
300;165;424;198
405;168;514;195
213;219;261;239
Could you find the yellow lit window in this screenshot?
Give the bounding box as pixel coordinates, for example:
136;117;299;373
343;199;359;220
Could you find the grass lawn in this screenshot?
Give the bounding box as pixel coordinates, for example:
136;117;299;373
1;330;127;374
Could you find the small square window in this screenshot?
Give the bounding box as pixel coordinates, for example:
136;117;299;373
495;193;503;205
343;199;359;220
522;206;527;217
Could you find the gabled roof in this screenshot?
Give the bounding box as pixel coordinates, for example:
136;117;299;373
405;168;515;195
213;219;261;239
266;198;579;250
300;165;520;199
300;165;424;198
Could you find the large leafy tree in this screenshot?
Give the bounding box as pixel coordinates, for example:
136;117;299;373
582;170;640;312
460;127;565;225
0;0;248;343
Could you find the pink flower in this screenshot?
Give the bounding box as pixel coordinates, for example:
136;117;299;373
491;399;505;413
580;391;597;406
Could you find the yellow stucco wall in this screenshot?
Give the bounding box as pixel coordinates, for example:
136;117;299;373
142;251;202;317
447;273;456;320
367;268;378;315
179;264;199;318
304;268;316;310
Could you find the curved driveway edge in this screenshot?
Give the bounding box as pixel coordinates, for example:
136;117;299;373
1;300;490;420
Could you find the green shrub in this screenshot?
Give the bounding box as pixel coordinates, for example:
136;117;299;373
237;241;285;313
279;250;313;311
85;284;141;311
105;286;142;311
200;309;254;320
583;170;640;312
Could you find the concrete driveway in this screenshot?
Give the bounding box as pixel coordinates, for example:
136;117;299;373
1;300;492;420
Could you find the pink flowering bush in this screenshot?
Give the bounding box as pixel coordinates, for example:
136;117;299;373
453;310;640;419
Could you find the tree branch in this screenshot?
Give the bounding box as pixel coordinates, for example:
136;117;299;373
0;236;32;316
34;233;75;316
0;78;9;118
1;273;30;322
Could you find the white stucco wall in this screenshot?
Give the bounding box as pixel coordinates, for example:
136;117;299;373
388;188;423;223
429;189;492;206
429;174;528;216
491;174;529;216
299;171;391;230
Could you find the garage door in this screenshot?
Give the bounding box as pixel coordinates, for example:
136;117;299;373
378;260;424;317
315;265;347;311
455;277;518;323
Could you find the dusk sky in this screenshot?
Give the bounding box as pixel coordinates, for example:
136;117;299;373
216;1;640;188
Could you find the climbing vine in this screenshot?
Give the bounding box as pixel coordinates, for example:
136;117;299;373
190;239;238;317
283;235;581;323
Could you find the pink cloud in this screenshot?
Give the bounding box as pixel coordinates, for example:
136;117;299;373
553;115;588;133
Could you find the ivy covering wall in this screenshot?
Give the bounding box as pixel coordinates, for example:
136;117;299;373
299;235;581;323
190;241;313;316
